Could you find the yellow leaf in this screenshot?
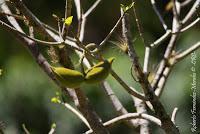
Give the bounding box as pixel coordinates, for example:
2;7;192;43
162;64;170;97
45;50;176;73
64;16;73;26
51;97;61;104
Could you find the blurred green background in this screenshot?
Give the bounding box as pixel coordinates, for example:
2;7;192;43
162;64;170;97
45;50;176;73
0;0;199;133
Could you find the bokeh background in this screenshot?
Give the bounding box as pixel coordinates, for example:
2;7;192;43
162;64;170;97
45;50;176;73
0;0;199;133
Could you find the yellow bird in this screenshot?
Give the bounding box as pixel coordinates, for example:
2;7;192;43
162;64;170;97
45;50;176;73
51;66;85;88
85;57;115;84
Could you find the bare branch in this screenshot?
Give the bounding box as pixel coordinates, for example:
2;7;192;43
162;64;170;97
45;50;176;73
84;0;102;18
0;21;64;45
79;18;86;42
85;113;161;134
131;1;146;45
133;97;150;134
182;0;200;24
99;13;125;49
172;0;181;21
110;70;147;101
0;11;24;20
77;0;102;42
150;30;172;48
75;89;110;134
181;0;193;7
0;20;82;53
152;1;181;90
121;11;151;96
150;0;168;30
131;1;150;74
22;124;30;134
61;102;91;129
121;9;180;134
104;113;161;127
10;0;54;40
48;123;57;134
101;81;139;127
74;0;82;20
180;17;200;32
174;41;200;62
171;107;179;124
62;0;72;36
155;66;172;97
154;41;200;98
143;47;150;74
0;0;23;32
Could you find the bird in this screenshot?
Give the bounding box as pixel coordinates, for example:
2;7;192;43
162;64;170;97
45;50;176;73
51;66;85;88
85;57;115;84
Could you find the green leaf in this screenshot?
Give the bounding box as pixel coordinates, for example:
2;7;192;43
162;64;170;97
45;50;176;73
120;2;135;12
64;16;73;26
55;92;60;96
51;123;56;129
51;97;61;104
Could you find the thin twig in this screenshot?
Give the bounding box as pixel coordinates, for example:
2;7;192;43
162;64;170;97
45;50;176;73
78;0;102;41
74;0;83;38
0;11;24;20
150;30;172;48
83;0;102;18
0;20;83;51
150;0;168;30
22;124;30;134
99;13;125;49
10;0;54;40
0;21;64;45
75;88;110;134
48;125;56;134
180;17;200;32
143;47;150;74
104;113;161;127
85;113;161;134
131;1;146;45
155;66;172;97
173;41;200;62
61;0;72;36
171;107;179;124
110;70;147;101
101;82;139;127
131;1;150;74
61;102;91;129
182;0;200;24
172;0;180;21
74;0;81;21
42;23;59;35
181;0;193;7
78;17;86;42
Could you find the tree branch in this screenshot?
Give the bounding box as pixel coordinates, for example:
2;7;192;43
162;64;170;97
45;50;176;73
85;113;161;134
182;0;200;24
121;10;180;134
150;0;168;30
101;82;139;127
